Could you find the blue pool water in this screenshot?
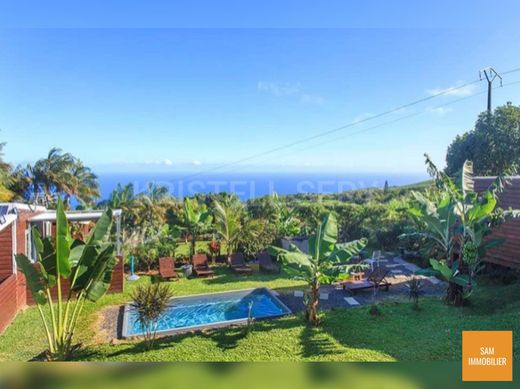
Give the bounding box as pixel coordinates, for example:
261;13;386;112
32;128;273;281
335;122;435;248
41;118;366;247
122;288;291;337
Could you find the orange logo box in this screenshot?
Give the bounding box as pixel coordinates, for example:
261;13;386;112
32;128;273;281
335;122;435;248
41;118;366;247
462;331;513;381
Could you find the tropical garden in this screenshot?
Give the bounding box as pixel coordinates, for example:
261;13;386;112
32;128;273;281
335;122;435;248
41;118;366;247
1;104;520;361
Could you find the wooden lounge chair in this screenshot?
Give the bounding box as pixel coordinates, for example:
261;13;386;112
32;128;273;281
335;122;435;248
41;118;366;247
229;253;253;275
339;266;391;295
158;257;179;281
258;251;280;273
192;254;215;278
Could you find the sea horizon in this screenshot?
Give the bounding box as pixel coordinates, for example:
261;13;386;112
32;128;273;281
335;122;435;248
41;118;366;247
96;171;429;201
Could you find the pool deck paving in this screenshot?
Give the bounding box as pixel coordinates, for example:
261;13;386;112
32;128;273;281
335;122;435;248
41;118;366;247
276;256;446;313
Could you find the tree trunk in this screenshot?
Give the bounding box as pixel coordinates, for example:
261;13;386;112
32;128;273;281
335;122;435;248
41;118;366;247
306;280;320;326
446;282;464;306
190;236;196;263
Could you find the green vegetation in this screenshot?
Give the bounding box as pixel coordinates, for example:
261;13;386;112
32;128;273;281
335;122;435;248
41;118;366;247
411;155;517;305
269;213;366;325
178;198;213;261
1;273;519;362
130;283;174;349
446;102;520;175
15;199;117;360
11;147;99;208
0;270;304;361
0;139;13;201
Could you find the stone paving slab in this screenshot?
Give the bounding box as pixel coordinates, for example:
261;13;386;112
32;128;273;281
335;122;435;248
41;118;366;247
276;256;446;313
344;297;360;306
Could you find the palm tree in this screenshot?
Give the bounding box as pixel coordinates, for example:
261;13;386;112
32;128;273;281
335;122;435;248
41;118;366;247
213;196;244;259
132;184;174;237
63;161;100;208
14;148;100;208
178;198;212;261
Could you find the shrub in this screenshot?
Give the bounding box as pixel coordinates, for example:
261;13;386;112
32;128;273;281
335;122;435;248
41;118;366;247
133;243;158;272
130;283;174;350
406;276;423;310
237;218;276;258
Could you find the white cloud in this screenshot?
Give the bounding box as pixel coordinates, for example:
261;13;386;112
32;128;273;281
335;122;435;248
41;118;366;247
427;106;453;115
427;83;478;97
144;159;174;166
257;81;302;96
300;94;326;105
192;159;202;166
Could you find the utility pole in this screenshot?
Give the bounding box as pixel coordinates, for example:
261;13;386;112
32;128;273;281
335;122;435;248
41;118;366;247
479;67;502;114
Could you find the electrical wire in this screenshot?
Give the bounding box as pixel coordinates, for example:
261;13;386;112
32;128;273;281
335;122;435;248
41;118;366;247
172;67;520;181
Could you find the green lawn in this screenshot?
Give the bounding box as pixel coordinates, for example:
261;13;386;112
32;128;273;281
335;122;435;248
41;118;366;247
1;270;519;362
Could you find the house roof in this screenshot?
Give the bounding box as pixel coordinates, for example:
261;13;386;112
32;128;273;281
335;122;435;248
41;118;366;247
0;214;17;232
28;209;122;223
0;202;47;212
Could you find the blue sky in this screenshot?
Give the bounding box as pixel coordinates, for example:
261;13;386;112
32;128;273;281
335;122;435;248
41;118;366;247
1;1;520;174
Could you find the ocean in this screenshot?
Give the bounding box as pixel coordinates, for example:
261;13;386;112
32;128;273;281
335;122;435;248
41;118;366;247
96;171;427;201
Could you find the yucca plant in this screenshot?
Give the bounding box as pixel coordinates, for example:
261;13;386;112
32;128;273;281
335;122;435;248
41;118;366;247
15;198;117;360
131;283;173;349
406;276;423;310
269;213;366;326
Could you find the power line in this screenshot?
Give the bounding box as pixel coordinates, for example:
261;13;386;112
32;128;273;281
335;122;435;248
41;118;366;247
173;80;480;181
253;79;520;168
173;66;520;181
239;79;520;169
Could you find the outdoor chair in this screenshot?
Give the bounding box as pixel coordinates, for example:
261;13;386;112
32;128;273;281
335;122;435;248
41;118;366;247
363;250;382;270
192;253;215;277
158;257;179;281
338;266;391;295
258;251;280;273
229;253;253;275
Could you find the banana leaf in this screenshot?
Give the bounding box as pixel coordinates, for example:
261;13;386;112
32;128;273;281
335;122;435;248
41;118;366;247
55;198;71;278
84;244;117;302
15;254;47;305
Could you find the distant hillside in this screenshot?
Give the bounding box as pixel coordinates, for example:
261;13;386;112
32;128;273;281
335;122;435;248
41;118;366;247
398;180;433;190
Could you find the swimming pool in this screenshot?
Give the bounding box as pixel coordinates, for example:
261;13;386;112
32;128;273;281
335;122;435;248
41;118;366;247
122;287;292;338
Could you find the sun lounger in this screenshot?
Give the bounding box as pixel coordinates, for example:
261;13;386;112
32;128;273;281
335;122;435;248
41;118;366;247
257;251;280;273
338;266;391;294
229;253;253;275
192;254;215;277
158;257;179;281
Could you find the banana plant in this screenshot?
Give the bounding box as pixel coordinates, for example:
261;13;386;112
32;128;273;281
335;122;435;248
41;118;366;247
269;213;366;326
15;198;117;360
413;155;518;304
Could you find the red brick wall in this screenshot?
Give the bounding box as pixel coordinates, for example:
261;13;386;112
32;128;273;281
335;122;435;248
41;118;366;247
474;177;520;269
0;274;18;334
0;225;13;279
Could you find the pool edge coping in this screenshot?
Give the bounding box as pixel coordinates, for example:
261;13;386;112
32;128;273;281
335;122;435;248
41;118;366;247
121;287;293;339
